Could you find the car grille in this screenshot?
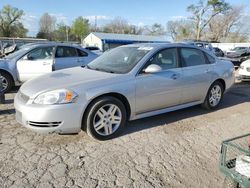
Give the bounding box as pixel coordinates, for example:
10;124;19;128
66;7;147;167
241;75;250;79
18;91;30;103
28;121;62;127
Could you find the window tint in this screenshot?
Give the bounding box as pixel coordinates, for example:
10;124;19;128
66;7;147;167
55;46;77;58
205;53;216;64
26;47;54;60
180;48;206;67
77;49;88;57
147;48;178;70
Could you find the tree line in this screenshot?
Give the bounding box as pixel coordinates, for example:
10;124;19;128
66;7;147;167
0;0;249;43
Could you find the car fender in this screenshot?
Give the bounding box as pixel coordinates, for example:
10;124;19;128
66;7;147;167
0;62;19;85
82;79;136;120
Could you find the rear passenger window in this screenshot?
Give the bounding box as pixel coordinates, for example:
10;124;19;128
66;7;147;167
180;48;207;67
55;46;78;58
77;49;88;57
205;53;216;64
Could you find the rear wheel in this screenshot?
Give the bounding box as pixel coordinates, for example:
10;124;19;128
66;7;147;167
0;71;13;93
202;81;224;110
83;96;127;140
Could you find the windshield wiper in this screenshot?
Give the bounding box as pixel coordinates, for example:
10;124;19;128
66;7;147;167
88;66;115;73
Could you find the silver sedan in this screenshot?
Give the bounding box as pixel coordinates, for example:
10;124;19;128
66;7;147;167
14;43;235;140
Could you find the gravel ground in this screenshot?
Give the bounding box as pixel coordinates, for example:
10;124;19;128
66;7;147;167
1;81;250;188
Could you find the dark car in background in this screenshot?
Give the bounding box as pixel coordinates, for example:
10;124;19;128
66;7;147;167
213;47;224;57
226;47;250;58
225;46;250;66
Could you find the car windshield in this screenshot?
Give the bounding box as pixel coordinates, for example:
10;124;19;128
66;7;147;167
87;46;151;74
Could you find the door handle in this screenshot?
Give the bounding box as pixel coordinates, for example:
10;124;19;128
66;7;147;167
43;62;50;65
171;73;178;80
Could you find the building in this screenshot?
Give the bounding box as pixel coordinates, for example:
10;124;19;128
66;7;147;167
83;32;169;51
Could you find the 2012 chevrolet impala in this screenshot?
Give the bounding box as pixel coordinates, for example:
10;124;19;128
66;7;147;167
14;43;235;140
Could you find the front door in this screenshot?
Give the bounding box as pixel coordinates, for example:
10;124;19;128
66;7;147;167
135;48;183;114
16;46;54;82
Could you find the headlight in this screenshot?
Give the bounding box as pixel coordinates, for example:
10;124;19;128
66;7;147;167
240;66;244;69
33;89;78;105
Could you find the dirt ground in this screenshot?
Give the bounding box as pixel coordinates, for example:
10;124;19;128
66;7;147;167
1;80;250;188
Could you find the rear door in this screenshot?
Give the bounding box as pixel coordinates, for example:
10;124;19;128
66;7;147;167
179;47;214;104
54;46;86;70
76;48;93;66
16;46;54;82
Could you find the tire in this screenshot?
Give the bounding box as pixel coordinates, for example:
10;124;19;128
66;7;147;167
202;81;224;110
0;71;14;93
223;177;239;188
83;96;127;140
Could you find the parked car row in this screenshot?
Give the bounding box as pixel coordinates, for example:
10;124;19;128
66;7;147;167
0;42;98;92
222;46;250;66
14;43;235;140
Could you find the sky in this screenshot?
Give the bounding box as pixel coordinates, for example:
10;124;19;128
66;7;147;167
0;0;249;36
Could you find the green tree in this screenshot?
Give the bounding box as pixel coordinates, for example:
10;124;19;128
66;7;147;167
0;5;27;37
53;23;70;41
187;0;231;40
71;17;89;42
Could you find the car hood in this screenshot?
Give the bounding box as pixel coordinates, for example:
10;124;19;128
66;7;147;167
20;67;124;98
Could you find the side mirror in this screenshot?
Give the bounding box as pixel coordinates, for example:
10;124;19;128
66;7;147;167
144;64;162;73
23;55;34;60
27;55;34;60
22;55;28;60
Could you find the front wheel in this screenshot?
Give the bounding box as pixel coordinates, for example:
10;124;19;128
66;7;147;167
202;81;224;110
83;96;127;140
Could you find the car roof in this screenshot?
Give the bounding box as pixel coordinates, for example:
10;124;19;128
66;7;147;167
25;42;81;48
120;42;208;50
20;42;93;53
121;42;217;58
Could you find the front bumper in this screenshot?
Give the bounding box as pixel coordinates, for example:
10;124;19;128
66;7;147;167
238;68;250;80
14;92;86;134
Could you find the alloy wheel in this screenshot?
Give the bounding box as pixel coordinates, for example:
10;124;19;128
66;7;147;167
93;104;122;136
209;85;222;107
0;75;8;92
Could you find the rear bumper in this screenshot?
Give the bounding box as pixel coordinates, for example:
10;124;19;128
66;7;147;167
14;93;86;134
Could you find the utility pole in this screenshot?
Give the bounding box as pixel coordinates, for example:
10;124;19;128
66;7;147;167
94;16;97;32
66;26;69;42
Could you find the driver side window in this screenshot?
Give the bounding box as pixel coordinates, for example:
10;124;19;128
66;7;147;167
147;48;178;71
25;47;54;60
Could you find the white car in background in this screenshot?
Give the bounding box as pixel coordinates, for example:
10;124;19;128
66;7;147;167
239;59;250;81
0;43;98;92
